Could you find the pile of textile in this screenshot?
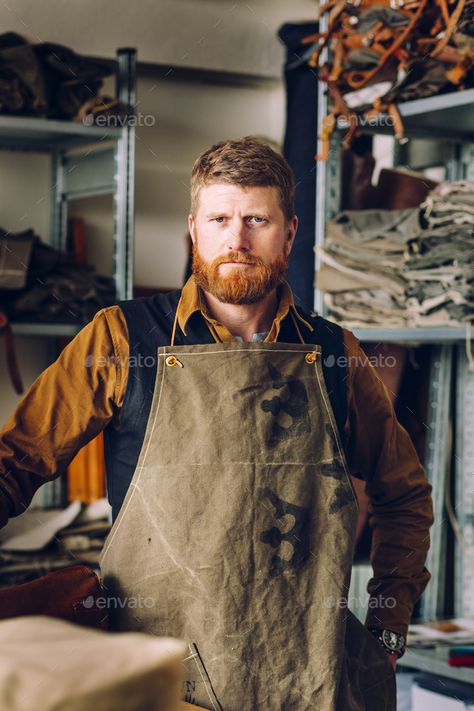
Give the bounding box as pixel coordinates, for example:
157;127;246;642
0;227;116;324
449;645;474;667
317;180;474;329
0;32;126;123
0;500;111;588
307;0;474;154
0;226;116;395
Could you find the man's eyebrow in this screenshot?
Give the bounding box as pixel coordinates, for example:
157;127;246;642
205;210;273;219
246;211;272;220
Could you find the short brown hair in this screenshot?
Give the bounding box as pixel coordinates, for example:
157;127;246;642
190;136;295;222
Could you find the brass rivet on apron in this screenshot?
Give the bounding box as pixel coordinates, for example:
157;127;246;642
305;352;317;364
165;355;183;368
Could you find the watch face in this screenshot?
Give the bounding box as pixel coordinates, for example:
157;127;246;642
382;629;405;652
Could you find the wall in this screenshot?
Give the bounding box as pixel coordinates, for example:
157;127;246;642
0;0;316;421
0;0;317;78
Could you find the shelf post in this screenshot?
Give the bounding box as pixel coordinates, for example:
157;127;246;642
114;48;136;301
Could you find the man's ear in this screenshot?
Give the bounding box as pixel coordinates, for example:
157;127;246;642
286;215;298;256
188;214;196;244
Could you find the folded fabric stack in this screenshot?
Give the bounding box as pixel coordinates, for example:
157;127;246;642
0;31;127;123
449;646;474;667
317;181;474;329
0;500;111;588
0;227;117;324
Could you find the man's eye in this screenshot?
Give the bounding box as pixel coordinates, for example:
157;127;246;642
213;217;225;223
250;216;266;223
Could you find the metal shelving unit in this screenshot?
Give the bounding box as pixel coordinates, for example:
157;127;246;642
315;59;474;344
9;322;81;338
1;47;136;337
336;87;474;142
314;34;474;676
420;345;454;622
455;347;474;618
315;109;474;341
351;327;471;344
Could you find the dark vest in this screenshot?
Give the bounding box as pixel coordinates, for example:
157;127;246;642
103;289;348;521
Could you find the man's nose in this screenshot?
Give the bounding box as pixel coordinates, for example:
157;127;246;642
226;218;250;251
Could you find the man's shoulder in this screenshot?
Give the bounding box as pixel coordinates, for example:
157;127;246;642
109;288;183;349
294;306;361;353
105;289;181;334
90;289;183;340
117;288;183;318
293;306;345;342
293;307;350;431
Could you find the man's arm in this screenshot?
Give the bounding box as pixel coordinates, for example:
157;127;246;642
0;306;128;529
342;329;434;637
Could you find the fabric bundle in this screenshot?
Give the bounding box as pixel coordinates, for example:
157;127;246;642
449;645;474;666
0;499;112;588
0;227;116;324
0;31;126;123
317;180;474;329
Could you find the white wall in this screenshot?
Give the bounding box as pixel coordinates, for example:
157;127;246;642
0;0;314;421
0;0;317;77
131;74;286;288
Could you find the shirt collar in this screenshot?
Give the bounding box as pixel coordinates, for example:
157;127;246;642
177;274;314;342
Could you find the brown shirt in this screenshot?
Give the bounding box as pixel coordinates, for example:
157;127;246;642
0;276;433;636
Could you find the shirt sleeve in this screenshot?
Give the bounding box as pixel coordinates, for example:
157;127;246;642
342;328;434;637
0;305;129;529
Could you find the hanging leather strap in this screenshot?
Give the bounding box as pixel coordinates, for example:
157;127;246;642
431;0;466;57
387;102;406;143
436;0;451;27
317;81;361;160
345;0;429;89
308;0;349;68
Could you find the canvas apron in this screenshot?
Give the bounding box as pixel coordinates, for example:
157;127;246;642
99;324;396;711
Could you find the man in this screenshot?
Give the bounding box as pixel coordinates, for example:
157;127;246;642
0;137;432;711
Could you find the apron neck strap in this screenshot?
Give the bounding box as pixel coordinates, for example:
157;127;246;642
171;298;181;347
290;310;307;344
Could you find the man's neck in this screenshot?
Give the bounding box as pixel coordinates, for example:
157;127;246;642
201;288;279;342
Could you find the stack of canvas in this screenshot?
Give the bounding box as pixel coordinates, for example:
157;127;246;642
317;182;474;329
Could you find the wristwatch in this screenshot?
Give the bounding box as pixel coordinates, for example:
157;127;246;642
368;628;406;658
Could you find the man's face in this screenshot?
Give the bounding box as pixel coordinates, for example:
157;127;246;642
188;183;297;304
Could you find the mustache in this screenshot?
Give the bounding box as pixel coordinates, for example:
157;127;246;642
213;252;261;266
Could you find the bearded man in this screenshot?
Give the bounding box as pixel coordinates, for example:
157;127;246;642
0;137;433;711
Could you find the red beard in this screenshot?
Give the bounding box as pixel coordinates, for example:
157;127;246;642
192;245;288;304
